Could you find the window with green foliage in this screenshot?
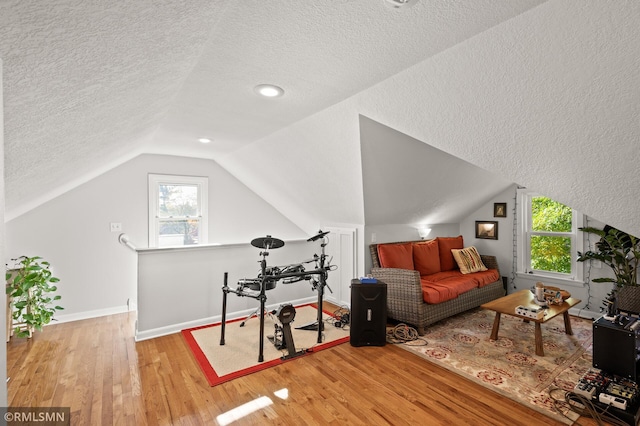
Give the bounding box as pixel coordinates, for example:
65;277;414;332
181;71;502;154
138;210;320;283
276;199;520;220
518;190;583;281
148;174;208;248
530;196;573;273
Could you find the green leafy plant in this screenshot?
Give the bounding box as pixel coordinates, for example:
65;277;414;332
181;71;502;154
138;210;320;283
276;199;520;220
577;225;640;287
5;256;63;338
530;196;573;274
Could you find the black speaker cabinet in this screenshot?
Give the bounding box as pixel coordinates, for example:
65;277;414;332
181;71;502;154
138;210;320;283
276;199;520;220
593;317;640;381
350;279;387;347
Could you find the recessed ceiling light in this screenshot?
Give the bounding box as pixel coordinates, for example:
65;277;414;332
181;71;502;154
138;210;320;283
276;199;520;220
383;0;418;8
198;138;212;144
254;84;284;98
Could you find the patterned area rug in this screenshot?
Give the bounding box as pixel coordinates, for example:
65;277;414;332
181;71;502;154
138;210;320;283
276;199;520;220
397;307;593;424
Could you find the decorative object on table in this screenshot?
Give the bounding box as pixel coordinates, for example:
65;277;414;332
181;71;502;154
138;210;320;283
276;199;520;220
482;289;580;357
494;202;507;218
544;285;571;301
475;221;498;240
531;282;568;306
534;282;545;304
577;225;640;315
6;255;63;338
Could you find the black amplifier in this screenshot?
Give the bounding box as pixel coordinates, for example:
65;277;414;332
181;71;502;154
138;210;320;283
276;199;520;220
350;279;387;347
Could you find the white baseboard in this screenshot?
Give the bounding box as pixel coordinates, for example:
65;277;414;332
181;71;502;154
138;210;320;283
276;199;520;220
324;295;350;310
49;304;130;325
135;296;317;342
569;307;601;320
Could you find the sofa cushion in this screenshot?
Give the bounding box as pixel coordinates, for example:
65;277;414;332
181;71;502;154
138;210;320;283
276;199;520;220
420;274;477;304
437;236;464;271
419;269;500;303
424;269;500;287
422;270;464;282
470;269;500;288
377;242;414;270
412;240;440;276
436;275;479;294
451;246;488;274
419;279;459;304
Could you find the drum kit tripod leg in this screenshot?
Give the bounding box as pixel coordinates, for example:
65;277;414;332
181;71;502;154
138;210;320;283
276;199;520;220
219;231;333;362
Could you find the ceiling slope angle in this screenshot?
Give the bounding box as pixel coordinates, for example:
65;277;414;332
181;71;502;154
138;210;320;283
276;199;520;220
145;0;547;232
1;0;547;219
360;116;513;226
0;0;225;219
146;0;548;158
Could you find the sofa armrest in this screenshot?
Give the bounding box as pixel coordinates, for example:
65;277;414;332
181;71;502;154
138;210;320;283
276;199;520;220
370;267;425;332
480;255;500;276
371;268;424;310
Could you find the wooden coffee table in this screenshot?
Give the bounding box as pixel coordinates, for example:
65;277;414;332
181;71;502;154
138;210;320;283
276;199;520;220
481;289;581;356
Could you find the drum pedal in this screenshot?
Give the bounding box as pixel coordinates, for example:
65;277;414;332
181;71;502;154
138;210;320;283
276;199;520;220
295;321;324;331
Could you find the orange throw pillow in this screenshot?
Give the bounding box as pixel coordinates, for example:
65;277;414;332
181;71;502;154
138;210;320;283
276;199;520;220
437;236;464;271
377;243;414;270
451;246;488;274
413;240;440;276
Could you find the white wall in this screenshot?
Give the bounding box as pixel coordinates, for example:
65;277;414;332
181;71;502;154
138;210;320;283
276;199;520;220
460;185;517;281
364;223;461;273
1;58;8;407
461;186;615;317
136;239;325;340
360;116;513;227
5;154;307;320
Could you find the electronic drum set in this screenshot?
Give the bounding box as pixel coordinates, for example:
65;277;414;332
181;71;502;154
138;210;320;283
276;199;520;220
219;230;335;362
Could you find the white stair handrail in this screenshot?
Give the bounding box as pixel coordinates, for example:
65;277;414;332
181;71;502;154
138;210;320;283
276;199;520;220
118;233;137;251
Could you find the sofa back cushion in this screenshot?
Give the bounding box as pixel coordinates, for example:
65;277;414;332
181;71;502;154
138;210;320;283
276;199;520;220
437;236;464;271
377;242;414;270
413;240;440;276
451;246;488;274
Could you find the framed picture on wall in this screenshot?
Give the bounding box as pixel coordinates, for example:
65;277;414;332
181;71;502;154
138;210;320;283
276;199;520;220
476;221;498;240
494;202;507;218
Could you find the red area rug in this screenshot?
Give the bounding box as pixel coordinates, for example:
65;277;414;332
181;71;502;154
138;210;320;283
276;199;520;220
398;307;592;425
182;304;350;386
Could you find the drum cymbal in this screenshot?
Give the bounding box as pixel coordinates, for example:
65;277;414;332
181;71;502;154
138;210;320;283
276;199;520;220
251;235;285;249
307;230;329;242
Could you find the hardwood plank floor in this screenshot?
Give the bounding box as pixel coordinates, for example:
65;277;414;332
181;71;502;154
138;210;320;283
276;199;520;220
7;304;601;425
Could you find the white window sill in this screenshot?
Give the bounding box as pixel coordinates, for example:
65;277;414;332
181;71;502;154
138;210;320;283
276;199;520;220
516;272;585;288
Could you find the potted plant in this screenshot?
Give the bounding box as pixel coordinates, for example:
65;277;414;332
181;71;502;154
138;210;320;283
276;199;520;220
577;225;640;315
5;255;63;338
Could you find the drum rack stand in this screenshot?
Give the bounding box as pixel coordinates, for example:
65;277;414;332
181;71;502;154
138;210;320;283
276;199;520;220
219;232;332;363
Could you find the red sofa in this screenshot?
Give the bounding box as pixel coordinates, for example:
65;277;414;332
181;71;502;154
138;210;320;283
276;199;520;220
370;236;505;334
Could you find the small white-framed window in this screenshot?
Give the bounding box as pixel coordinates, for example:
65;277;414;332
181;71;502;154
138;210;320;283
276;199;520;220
148;174;208;248
517;189;583;282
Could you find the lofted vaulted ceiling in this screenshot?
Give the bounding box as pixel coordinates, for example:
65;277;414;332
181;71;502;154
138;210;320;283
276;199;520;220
2;1;640;236
0;0;546;218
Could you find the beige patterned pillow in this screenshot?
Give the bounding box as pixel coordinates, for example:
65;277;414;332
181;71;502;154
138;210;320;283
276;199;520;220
451;246;488;274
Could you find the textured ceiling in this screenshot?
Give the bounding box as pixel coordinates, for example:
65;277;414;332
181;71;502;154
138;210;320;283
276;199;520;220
207;1;640;236
0;0;224;216
0;0;547;218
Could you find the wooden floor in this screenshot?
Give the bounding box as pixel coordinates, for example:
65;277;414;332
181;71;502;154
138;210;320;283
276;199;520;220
7;303;601;425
